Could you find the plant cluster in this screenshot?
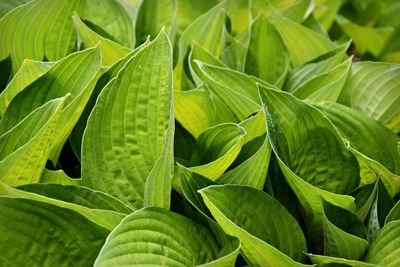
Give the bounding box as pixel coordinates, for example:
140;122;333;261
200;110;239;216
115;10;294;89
0;0;399;266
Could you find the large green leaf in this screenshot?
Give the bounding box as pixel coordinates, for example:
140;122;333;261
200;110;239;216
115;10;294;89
0;97;65;186
313;0;342;31
0;59;51;116
94;207;240;267
336;15;394;57
385;200;400;224
0;182;125;230
322;201;368;260
82;31;174;209
0;47;101;164
200;184;309;266
252;0;313;23
0;0;31;18
245;14;289;87
188;123;246;180
259;87;359;193
270;10;336;67
0;0;85;73
40;169;81;186
316;101;400;175
174;86;237;139
225;0;252;35
83;0;135;47
72;14;130;66
17;183;133;214
259;86;357;248
364;220;400;267
338;61;400;133
197;62;271;120
0;197;109;266
175;0;219;31
174;1;226;90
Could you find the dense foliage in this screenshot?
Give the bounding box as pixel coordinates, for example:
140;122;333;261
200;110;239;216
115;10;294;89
0;0;399;266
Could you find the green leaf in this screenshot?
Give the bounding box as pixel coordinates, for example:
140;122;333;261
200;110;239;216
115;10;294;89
188;123;246;180
197;62;271;120
259;86;357;248
17;183;133;214
385;200;400;224
220;30;249;71
40;169;81;186
322;201;369;260
82;31;174;209
217;114;271;189
0;48;101;163
336;15;394;57
259;86;359;194
0;0;85;73
0;97;65;186
200;184;309;266
225;0;252;35
174;1;226;90
83;0;135;47
252;0;313;23
94;207;240;267
313;0;342;31
270;10;336;67
0;59;52;116
286;56;352;102
72;14;130;66
174;86;237;139
135;0;177;44
245;15;289;87
364;220;400;267
0;0;31;18
308;254;380;267
316;101;400;175
0;182;125;230
0;197;109;266
350;183;377;222
338;61;400;133
175;0;219;31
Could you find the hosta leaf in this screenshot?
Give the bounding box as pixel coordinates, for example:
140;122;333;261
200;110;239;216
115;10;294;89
338;61;400;133
189;42;228;87
220;30;249;71
245;14;289;87
0;182;125;230
322;201;368;260
0;197;109;266
40;169;81;186
285;48;348;93
259;87;356;248
175;0;219;31
0;48;100;163
0;0;31;18
174;86;237;139
69;40;150;159
189;123;246;180
336;15;394;57
72;14;130;66
259;86;359;193
0;59;51;116
316;102;400;175
83;0;135;47
200;185;309;266
238;110;266;143
17;183;133;214
288;57;352;102
82;31;174;209
308;254;380;267
217;115;271;189
252;0;313;23
94;207;240;267
313;0;342;31
364;220;400;267
0;97;65;186
385;200;400;224
174;1;226;90
270;10;336;67
0;0;85;73
135;0;177;44
225;0;251;35
350;183;377;222
197;62;271;120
